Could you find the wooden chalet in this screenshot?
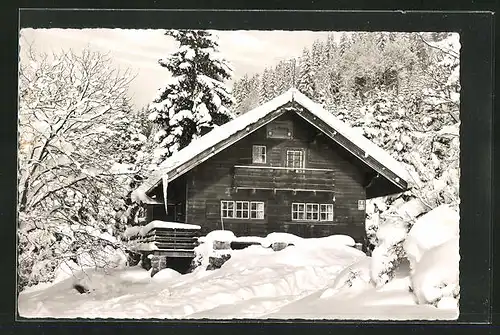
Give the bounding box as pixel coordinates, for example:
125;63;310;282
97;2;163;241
132;88;410;253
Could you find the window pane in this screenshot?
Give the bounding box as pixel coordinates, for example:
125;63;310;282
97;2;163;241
320;204;333;221
253;146;266;163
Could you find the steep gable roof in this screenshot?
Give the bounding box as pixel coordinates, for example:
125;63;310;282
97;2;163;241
133;88;410;202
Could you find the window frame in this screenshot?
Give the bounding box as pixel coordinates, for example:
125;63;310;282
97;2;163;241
292;202;306;221
320;204;334;221
250;201;265;219
221;200;265;220
292;203;334;222
286;149;305;169
221;200;235;219
235;201;250;219
306;203;320;221
252;145;267;164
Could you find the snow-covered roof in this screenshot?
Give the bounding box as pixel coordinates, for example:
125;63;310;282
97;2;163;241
133;88;410;200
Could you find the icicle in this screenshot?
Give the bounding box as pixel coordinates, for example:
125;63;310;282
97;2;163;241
162;174;169;215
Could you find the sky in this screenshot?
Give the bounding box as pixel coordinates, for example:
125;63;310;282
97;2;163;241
20;28;333;108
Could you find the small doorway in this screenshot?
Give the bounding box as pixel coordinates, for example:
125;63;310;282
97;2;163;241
166;202;185;223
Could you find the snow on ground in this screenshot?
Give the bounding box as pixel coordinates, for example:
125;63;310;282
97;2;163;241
18;232;458;320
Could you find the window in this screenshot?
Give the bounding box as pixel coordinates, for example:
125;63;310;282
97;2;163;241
235;201;249;219
292;203;334;221
252;145;266;164
320;204;334;221
221;200;265;220
221;201;235;218
250;201;265;219
292;203;306;220
286;150;304;169
306;203;319;221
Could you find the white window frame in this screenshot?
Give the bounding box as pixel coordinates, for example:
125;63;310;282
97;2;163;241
252;145;267;164
292;203;306;221
286;149;305;169
235;201;250;219
250;201;265;219
306;203;320;221
221;200;235;219
320;204;334;221
292;203;333;221
221;200;265;220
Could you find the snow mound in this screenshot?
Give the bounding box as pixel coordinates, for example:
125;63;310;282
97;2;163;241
404;204;459;268
321;257;372;298
203;230;236;242
261;232;303;247
411;237;460;305
152;268;182;282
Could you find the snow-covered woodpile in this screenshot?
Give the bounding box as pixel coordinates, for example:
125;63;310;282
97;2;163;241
124;221;201;256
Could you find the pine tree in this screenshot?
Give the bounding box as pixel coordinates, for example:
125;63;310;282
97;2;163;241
259;68;274;103
148;30;234;166
339;32;351;56
297;48;316;99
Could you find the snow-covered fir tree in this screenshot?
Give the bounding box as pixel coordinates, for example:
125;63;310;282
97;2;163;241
297;48;316;99
148;30;235;167
259;68;275;103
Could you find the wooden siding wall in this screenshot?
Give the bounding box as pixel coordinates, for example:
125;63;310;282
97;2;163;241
185;111;369;242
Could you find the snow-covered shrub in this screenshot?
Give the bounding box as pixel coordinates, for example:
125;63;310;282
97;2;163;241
192;230;235;270
411;238;459;306
370;219;409;288
403;204;459;271
207;254;232;271
403;205;460;306
321;258;371;298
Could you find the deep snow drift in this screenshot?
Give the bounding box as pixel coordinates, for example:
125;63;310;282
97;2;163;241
18;232;458;320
